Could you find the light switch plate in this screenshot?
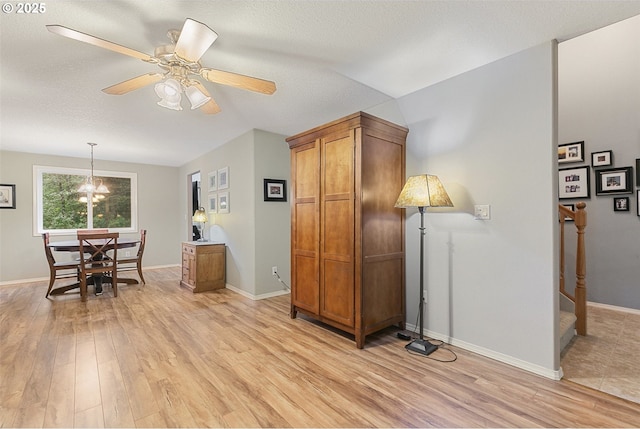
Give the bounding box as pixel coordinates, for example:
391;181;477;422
474;204;491;220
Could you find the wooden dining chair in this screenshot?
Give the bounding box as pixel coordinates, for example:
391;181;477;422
43;233;81;298
77;231;119;302
117;229;147;284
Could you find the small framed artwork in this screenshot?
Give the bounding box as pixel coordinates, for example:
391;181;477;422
263;179;287;202
559;166;590;199
208;171;217;191
560;204;575;222
208;193;217;213
591;150;612;167
595;166;633;195
558;141;585;164
613;197;629;212
637;190;640;216
218;192;229;214
218;167;229;190
0;184;16;209
636;159;640;185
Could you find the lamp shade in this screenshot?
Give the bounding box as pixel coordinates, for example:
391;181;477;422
395;174;453;208
193;207;207;223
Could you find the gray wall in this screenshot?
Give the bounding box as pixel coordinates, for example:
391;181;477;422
372;42;560;377
178;129;290;298
558;15;640;310
0;150;180;283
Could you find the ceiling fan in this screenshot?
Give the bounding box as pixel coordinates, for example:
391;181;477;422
46;18;276;114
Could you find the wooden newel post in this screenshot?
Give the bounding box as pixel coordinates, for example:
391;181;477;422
574;202;587;335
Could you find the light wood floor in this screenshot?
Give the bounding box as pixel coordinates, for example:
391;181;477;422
2;267;640;428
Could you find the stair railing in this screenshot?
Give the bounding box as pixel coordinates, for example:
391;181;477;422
558;202;587;335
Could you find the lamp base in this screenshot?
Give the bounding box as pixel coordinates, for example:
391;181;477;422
405;338;437;356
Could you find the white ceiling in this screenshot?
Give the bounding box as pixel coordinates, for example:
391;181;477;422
2;1;640;167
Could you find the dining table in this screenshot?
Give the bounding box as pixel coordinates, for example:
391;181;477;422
47;237;140;296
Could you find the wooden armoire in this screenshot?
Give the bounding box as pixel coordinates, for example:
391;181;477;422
286;112;408;348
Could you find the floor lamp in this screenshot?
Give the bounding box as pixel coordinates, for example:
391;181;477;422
395;174;453;356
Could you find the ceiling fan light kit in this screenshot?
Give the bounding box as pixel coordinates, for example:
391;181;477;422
46;18;276;115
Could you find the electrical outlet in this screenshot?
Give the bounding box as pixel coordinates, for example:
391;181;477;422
272;266;278;276
125;250;131;257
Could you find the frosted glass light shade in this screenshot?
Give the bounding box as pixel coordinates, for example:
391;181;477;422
185;85;211;109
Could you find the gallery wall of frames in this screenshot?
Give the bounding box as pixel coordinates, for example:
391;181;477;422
558;140;640;215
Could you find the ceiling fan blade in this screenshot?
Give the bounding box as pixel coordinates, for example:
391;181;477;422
47;25;153;62
174;19;218;63
102;73;165;95
200;68;276;95
190;81;221;114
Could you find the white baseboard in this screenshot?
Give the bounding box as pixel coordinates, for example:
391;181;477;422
405;322;563;381
0;264;180;287
224;283;290;300
587;300;640;315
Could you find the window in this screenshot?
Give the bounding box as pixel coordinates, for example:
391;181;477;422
34;165;137;235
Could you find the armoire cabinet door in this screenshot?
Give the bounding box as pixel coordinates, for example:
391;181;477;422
291;141;320;314
320;131;355;327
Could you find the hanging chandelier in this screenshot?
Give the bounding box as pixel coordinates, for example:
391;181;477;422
78;142;109;202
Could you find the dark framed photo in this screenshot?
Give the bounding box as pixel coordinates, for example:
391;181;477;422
560;204;575;222
559;166;590;199
558;141;584;164
591;150;612;167
263;179;287;202
636;159;640;185
613;197;629;212
0;184;16;209
595;166;633;195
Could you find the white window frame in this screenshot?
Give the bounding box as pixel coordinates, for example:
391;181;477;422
33;165;138;236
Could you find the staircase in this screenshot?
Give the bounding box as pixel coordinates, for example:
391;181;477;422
558;202;587;352
560;294;577;351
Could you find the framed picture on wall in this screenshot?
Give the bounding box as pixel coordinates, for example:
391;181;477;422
208;193;217;213
0;184;16;209
218;191;229;213
637;190;640;216
218;167;229;190
595;166;633;195
560;203;575;222
559;166;590;199
558;141;584;164
636;159;640;185
263;179;287;202
208;171;217;191
613;197;629;212
591;150;612;167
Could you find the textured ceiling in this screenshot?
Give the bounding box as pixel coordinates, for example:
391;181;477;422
2;1;640;166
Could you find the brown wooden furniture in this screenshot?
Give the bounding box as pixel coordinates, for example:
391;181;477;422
117;229;147;284
286;111;408;348
42;233;81;298
47;237;140;298
180;242;226;292
78;232;119;302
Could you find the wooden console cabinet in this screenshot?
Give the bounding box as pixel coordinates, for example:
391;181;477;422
286;112;408;348
180;242;226;293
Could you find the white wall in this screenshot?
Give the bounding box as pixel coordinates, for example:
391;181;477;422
0;150;180;283
559;14;640;309
372;42;560;377
253;130;291;296
178;129;290;298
